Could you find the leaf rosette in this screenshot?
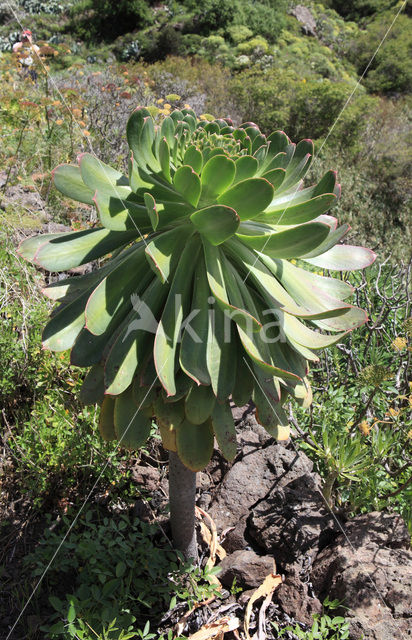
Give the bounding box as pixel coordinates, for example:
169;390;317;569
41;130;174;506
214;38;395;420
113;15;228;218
19;107;376;470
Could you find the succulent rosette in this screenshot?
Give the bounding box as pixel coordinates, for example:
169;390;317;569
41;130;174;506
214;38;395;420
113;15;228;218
19;107;375;470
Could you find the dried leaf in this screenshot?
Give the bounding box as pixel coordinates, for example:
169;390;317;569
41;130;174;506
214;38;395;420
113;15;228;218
188;616;240;639
174;597;216;637
244;571;282;640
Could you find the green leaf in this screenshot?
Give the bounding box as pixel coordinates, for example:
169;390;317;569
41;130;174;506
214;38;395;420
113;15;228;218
251;367;289;438
67;603;76;623
185;384;215;424
180;259;211;385
18;232;61;263
232;353;254;407
176;419;214;471
234;156;258;183
162;371;193;403
79;152;130;197
116;561;126;578
34;228;138;272
104;278;167;396
211;401;237;461
127;107;152;154
280;139;313;190
85;245;149;336
236;222;330;258
304;245;376;271
225;238;311;317
94;191;150;232
200;155;236;202
99;396;116;441
154;395;185;430
114;386;152;449
42;261;117;303
42;289;89;351
127;109;160;172
190;205;239;245
282;313;348;348
267;130;290;156
203;240;261;333
206;303;234;401
53;164;95;205
173;165;201;207
313;169;338;197
312;305;368;332
159;137;172;183
231;283;301;381
79;364;105;405
300;223;350;259
154;236;200;396
184;145;203;173
160;115;176;148
262;193;337;225
260;256;354;308
145;225;192;284
143;192;159;230
262;168;285;190
217;178;274;220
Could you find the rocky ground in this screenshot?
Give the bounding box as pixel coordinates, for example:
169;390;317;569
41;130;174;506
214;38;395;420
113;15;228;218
135;405;412;639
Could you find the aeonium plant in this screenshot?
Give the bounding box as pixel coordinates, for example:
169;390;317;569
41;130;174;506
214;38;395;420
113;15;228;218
18;107;375;560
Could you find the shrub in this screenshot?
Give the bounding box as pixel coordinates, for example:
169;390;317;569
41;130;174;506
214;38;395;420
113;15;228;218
287;80;375;142
331;0;395;20
235;0;288;43
237;36;270;55
182;0;235;35
226;24;253;44
349;13;412;94
25;509;217;637
70;0;154;43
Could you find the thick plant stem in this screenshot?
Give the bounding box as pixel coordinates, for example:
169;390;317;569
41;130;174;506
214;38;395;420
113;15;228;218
169;451;198;563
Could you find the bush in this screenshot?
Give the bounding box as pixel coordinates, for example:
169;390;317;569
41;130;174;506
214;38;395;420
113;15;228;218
331;0;395;20
226;24;253;44
19;0;71;14
70;0;154;43
182;0;235;35
26;509;218;637
237;36;269;55
349;14;412;94
229;67;299;133
287;79;374;142
235;0;288;43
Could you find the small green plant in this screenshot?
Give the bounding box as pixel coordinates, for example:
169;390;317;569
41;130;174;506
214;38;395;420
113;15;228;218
25;508;215;638
272;597;350;639
293;262;411;528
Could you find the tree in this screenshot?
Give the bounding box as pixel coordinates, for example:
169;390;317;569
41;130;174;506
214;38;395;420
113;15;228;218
18;108;374;561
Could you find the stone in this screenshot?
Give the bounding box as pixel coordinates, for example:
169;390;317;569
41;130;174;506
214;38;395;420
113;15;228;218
311;512;412;639
290;5;317;37
274;565;322;626
132;464;161;493
218;549;275;589
232;402;272;449
222;516;248;553
248;473;338;565
209;442;313;532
